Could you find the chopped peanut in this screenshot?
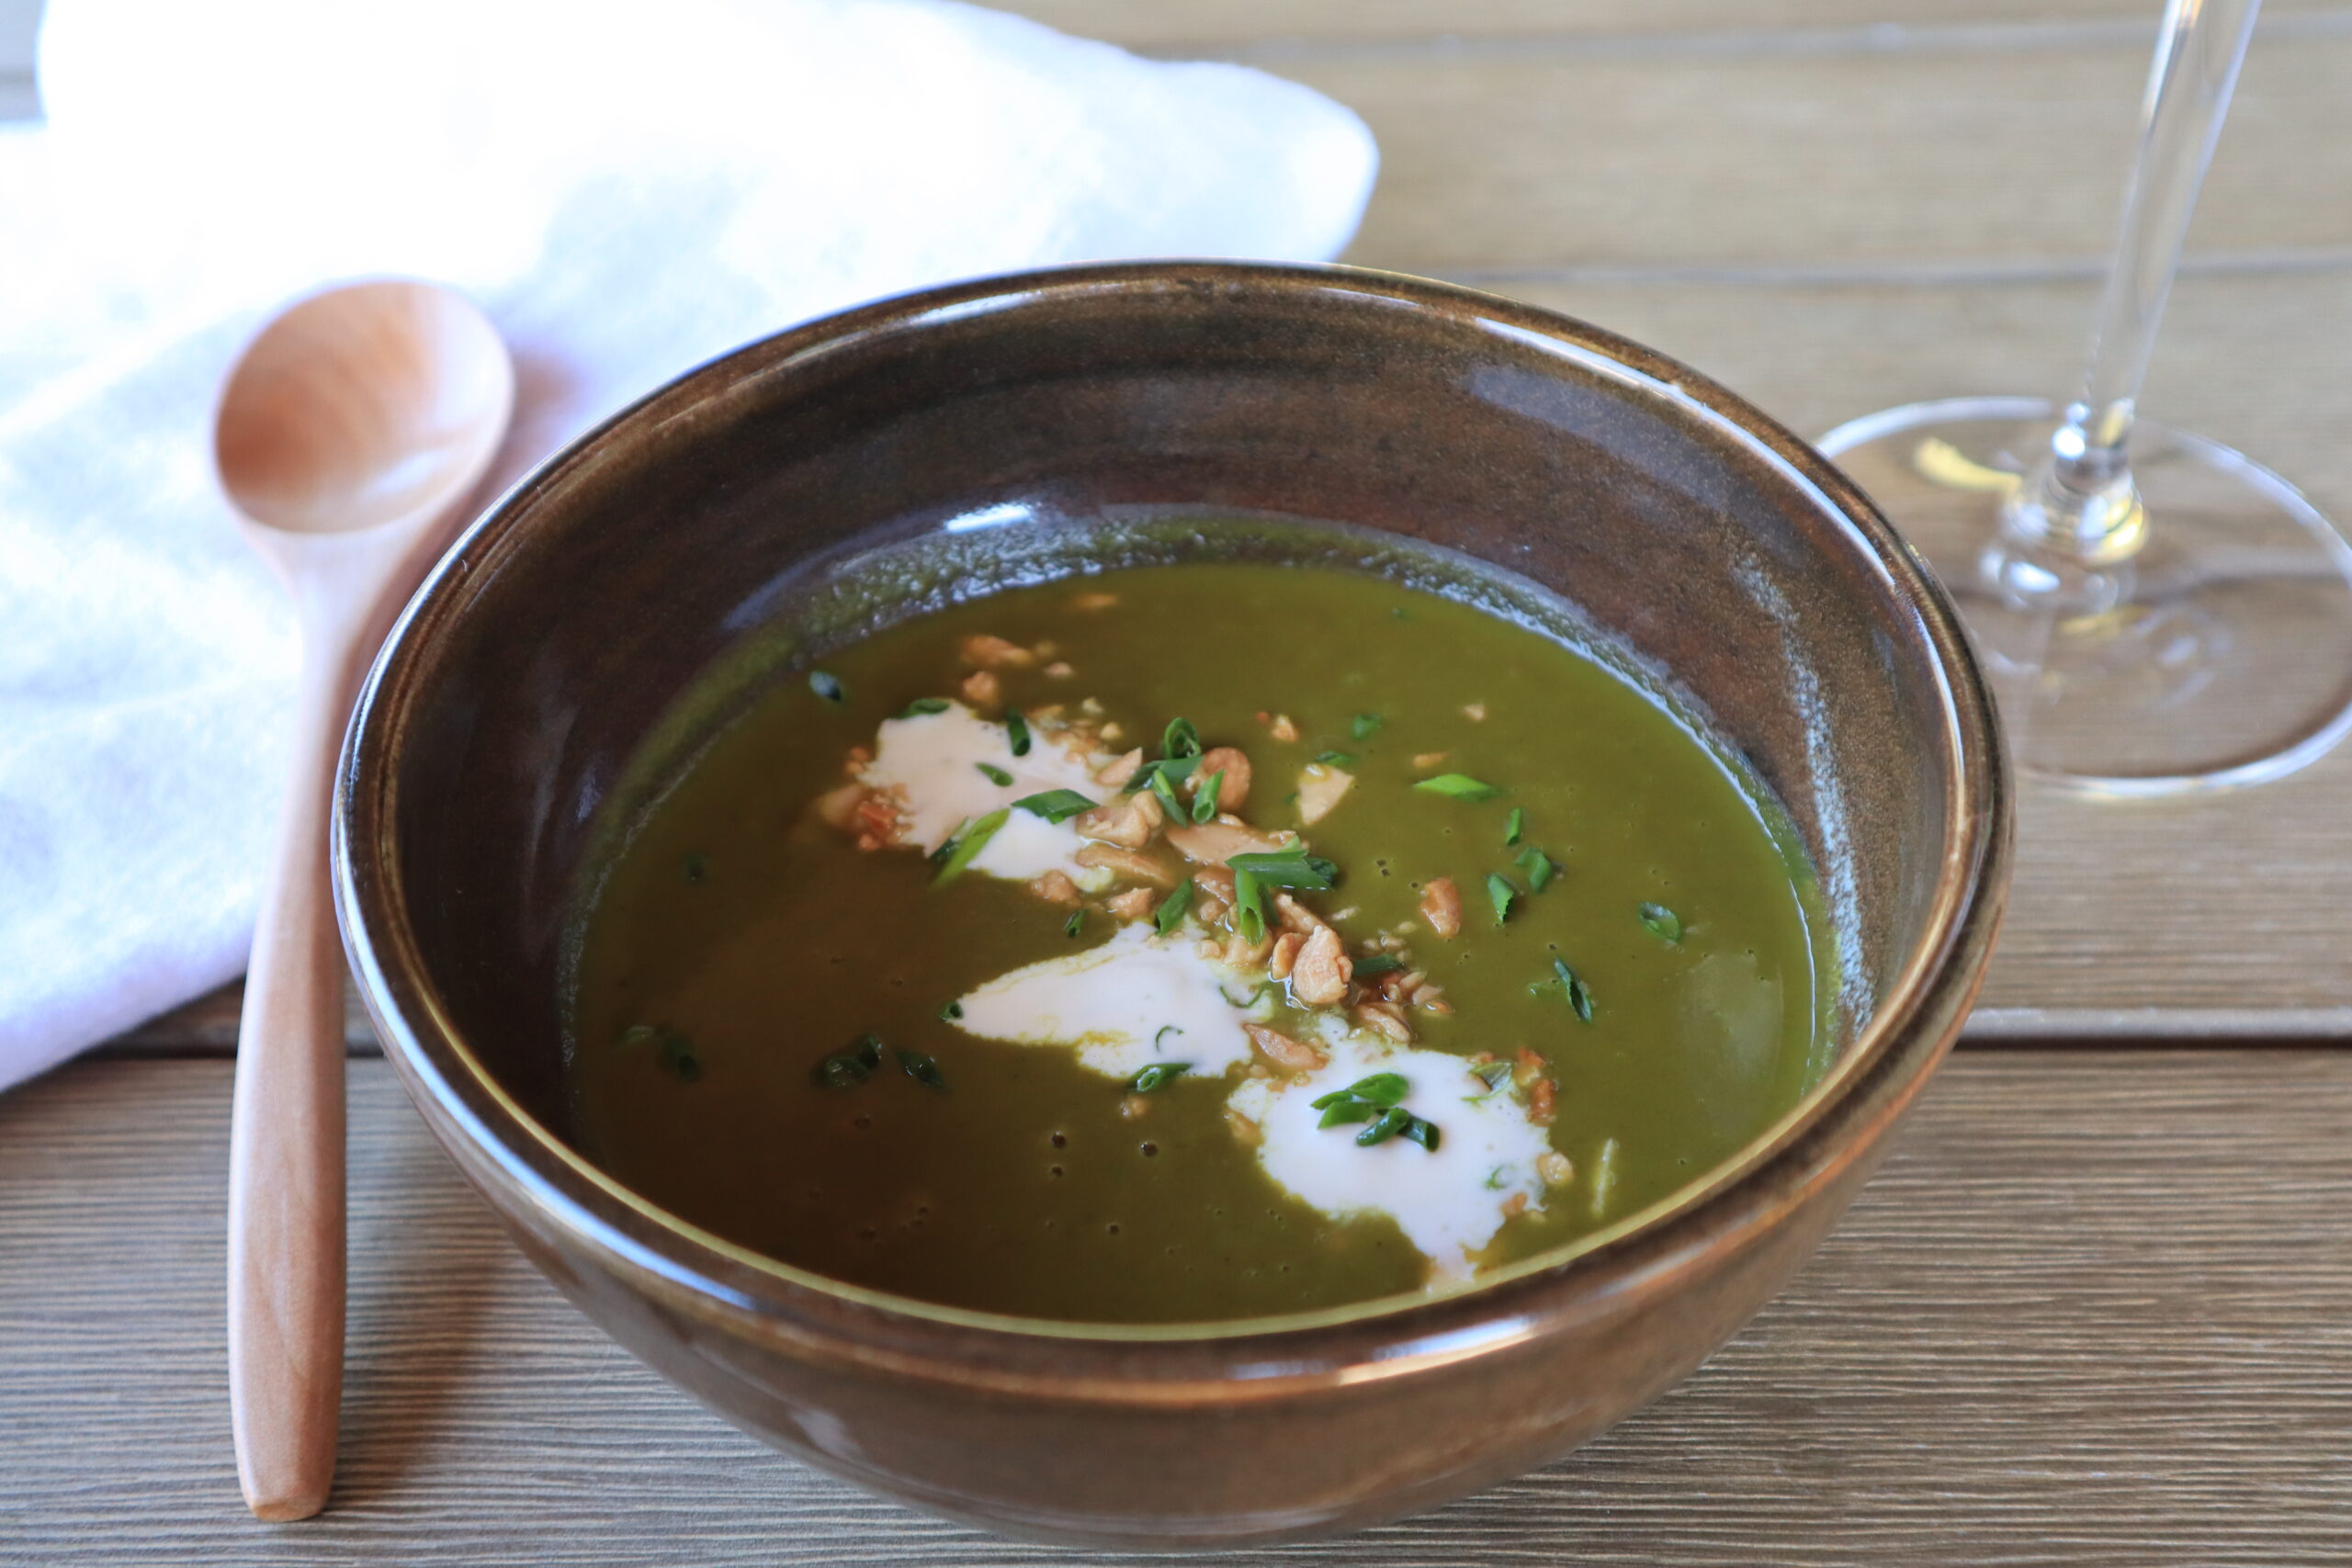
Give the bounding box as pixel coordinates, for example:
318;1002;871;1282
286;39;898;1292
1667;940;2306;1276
1094;747;1144;787
1071;591;1119;611
1193;747;1251;811
1295;762;1354;826
814;782;865;832
1074;793;1162;849
1164;820;1293;865
1419;877;1464;939
1194;865;1237;905
1530;1079;1556;1124
1538;1151;1575;1187
1272;892;1328;939
1225;1107;1263;1146
1268;713;1299;743
1244;1022;1327;1071
1463;702;1487;722
1290;925;1352;1007
960;634;1035;670
1075;842;1177;886
1196;897;1228;924
1120;1094;1151;1120
959;669;1001;707
1268;931;1305;980
1410;985;1453;1016
1500;1191;1530;1219
1044;661;1075;680
1103;887;1157;921
1224;930;1275;966
1028;871;1082;908
1354;1002;1412;1043
1412;750;1449;770
1035;641;1059;659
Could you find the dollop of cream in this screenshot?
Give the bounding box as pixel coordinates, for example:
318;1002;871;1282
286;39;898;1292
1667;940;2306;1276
952;923;1269;1077
1228;1030;1554;1278
858;704;1107;882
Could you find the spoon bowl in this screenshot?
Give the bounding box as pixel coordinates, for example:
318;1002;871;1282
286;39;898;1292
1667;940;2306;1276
216;278;511;1522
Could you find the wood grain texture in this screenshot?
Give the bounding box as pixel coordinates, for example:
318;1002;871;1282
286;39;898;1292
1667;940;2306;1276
3;1053;2348;1563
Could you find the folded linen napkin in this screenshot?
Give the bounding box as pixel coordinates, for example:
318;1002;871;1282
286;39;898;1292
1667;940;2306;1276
0;0;1376;1090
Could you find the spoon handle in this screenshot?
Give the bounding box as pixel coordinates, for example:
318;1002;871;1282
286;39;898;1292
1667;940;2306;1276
227;649;352;1522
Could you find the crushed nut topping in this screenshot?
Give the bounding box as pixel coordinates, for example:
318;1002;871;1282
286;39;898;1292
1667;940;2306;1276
1289;924;1352;1007
1243;1022;1327;1071
1044;661;1075;680
1353;1001;1413;1043
1164;819;1292;865
1268;931;1305;980
960;669;1001;707
960;634;1036;670
1463;702;1487;722
1412;750;1450;770
1267;713;1299;742
1419;877;1464;939
1071;591;1119;611
1103;887;1157;921
1538;1151;1575;1187
1074;842;1177;886
1028;870;1082;908
1074;792;1162;849
1094;747;1144;786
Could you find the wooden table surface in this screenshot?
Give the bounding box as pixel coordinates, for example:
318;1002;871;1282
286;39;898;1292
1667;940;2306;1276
8;1;2352;1562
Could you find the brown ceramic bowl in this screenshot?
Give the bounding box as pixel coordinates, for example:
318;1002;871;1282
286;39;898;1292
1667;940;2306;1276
335;262;2009;1548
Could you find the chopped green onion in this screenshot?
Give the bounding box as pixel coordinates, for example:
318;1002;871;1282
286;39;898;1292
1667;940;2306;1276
1162;716;1203;759
1415;773;1503;802
1590;1136;1622;1218
1516;847;1559;892
1317;1098;1379;1130
1536;955;1595;1022
1063;909;1084;938
1352;953;1405;976
1473;1060;1514;1091
811;1032;883;1089
681;852;708;886
1124;754;1198;795
1153;877;1195;937
1220;981;1269;1009
898;696;949;717
1131;1062;1192;1094
1013;789;1095;823
1314;750;1355;766
1639;902;1684;944
933;808;1009;885
1350;713;1383;741
1005;708;1032;757
1486;873;1518;927
809;671;844;703
975;762;1013;786
1153;1025;1185;1054
1399;1115;1441;1152
894;1046;947;1090
1483;1166;1509;1190
1504;807;1523;846
937;1000;964;1022
1355;1107;1415;1147
1232;867;1265;943
1311;1073;1409;1111
1146;765;1186;822
1225;848;1340;889
1192;769;1224;824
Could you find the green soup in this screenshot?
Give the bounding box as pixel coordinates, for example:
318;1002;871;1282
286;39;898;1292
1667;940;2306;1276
567;555;1830;1325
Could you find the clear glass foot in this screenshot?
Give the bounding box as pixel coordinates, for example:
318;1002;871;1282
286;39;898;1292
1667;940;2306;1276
1819;396;2352;796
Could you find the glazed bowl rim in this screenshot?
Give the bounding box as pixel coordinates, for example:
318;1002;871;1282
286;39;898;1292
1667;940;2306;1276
335;258;2008;1357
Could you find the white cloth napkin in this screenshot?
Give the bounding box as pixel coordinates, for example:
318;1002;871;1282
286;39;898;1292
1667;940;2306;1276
0;0;1376;1090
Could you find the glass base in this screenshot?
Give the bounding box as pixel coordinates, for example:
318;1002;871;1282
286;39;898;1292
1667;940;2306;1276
1818;397;2352;796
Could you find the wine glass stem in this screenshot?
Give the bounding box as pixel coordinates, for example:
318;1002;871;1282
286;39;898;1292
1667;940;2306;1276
2005;0;2264;564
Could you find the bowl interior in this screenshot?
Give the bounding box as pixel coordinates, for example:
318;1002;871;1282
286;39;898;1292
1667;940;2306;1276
345;263;1981;1320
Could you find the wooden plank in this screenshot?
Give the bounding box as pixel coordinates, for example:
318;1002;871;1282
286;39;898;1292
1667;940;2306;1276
2;1051;2347;1562
1299;23;2352;274
1002;1;2344;51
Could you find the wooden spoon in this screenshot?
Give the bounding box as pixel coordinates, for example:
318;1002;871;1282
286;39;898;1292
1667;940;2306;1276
214;280;513;1521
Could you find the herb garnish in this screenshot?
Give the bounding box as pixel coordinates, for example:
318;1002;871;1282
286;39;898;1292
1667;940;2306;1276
937;1000;964;1021
1131;1062;1192;1093
1504;807;1523;846
1162;716;1203;759
1471;1060;1515;1094
976;762;1013;786
1153;877;1195;937
681;852;708;886
894;1046;947;1090
811;1032;882;1089
809;671;844;703
1350;713;1383;741
1415;773;1503;802
1005;708;1032;757
933;808;1009;885
1153;1025;1184;1053
1013;789;1095;823
1232;867;1265;942
1353;953;1405;976
1192;769;1224;824
898;696;949;717
1515;847;1560;892
1146;765;1186;822
1314;750;1355;766
1532;954;1594;1021
619;1024;702;1082
1486;873;1518;927
1063;909;1084;938
1124;754;1197;795
1639;902;1684;943
1226;847;1340;889
1308;1073;1442;1152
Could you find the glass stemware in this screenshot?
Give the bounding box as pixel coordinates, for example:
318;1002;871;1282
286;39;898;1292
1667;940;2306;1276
1818;0;2352;795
